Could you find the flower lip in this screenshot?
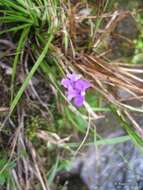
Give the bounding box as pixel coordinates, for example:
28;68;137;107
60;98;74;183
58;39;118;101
74;95;84;107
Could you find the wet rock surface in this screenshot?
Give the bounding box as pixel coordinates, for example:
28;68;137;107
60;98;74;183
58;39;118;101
56;130;143;190
80;139;143;190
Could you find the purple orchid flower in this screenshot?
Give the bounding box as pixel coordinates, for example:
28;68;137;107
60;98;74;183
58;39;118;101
61;73;91;107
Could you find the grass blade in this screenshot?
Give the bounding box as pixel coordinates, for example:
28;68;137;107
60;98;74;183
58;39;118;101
11;27;30;102
10;34;53;114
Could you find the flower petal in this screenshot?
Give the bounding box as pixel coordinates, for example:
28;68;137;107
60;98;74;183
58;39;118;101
74;95;84;107
67;88;77;101
61;78;71;88
75;79;91;91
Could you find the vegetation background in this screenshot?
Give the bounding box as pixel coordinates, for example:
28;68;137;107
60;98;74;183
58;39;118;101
0;0;143;189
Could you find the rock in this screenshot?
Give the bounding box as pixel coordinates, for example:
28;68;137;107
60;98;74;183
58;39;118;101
56;131;143;190
108;14;138;59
